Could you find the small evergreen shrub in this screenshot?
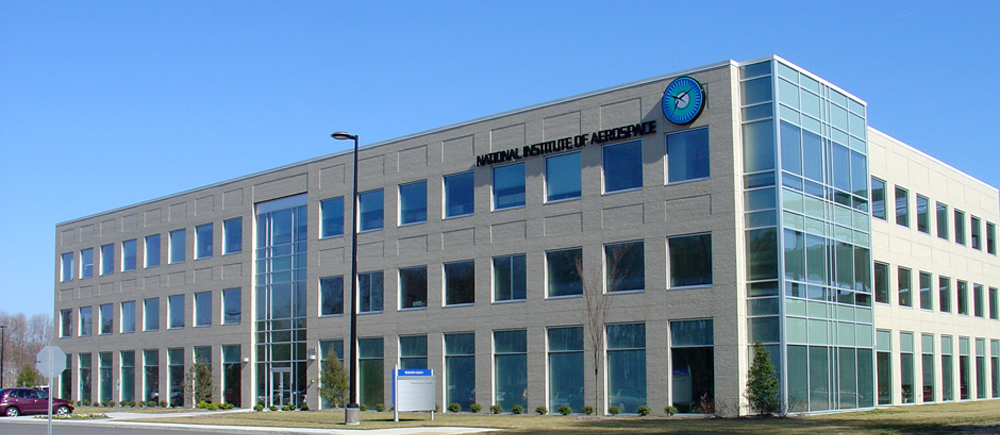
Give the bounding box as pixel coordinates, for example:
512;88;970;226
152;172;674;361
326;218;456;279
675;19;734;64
158;401;168;408
207;403;220;411
222;403;235;410
299;403;309;411
664;405;677;416
469;403;482;413
359;404;367;411
448;402;461;413
82;400;91;406
196;401;209;409
119;400;129;407
253;404;264;412
637;405;650;416
558;405;572;415
375;403;385;412
511;405;524;415
282;405;293;411
269;405;278;411
490;404;503;414
608;405;621;415
128;401;136;407
535;406;547;415
582;405;594;415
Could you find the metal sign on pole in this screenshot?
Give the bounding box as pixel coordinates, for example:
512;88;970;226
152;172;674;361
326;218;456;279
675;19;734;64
36;345;67;435
392;366;435;422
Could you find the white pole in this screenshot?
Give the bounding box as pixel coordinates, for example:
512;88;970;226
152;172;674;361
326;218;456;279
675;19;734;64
393;364;399;422
47;348;53;435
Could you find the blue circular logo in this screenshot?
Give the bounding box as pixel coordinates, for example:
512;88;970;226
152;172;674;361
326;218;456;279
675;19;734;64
662;76;705;125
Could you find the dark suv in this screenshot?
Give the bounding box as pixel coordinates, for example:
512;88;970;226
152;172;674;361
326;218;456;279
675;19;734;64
0;388;73;417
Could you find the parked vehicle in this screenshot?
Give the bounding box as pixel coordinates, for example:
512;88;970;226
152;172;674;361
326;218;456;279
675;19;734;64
0;388;74;417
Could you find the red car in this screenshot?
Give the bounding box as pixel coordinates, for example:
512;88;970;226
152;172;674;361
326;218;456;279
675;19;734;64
0;388;73;417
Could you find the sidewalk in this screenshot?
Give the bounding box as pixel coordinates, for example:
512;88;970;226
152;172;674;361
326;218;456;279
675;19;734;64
8;410;495;435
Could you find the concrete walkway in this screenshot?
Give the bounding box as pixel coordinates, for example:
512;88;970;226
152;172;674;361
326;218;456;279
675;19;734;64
7;410;496;434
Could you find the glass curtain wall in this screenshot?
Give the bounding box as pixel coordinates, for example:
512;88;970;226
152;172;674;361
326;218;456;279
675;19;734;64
606;323;646;414
547;326;584;413
494;330;527;411
255;194;308;408
741;58;874;413
445;332;475;411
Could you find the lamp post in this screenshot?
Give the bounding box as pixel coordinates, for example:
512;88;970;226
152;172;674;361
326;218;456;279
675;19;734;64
331;131;361;425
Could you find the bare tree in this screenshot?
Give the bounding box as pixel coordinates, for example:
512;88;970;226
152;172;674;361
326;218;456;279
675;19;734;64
0;311;52;388
576;244;632;412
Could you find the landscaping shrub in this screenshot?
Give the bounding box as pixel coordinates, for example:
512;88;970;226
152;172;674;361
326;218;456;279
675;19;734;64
158;401;168;408
535;406;547;415
269;405;278;411
511;405;524;415
638;405;650;416
299;403;309;411
253;404;263;412
490;404;503;414
558;405;572;415
582;405;594;415
448;403;461;413
375;403;385;412
359;404;367;411
469;403;482;413
664;405;677;416
608;405;621;415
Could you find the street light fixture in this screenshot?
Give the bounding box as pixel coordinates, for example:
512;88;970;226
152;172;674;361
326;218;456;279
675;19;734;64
331;131;361;426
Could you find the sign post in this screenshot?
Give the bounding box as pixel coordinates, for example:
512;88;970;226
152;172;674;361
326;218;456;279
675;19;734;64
392;366;435;422
36;345;67;435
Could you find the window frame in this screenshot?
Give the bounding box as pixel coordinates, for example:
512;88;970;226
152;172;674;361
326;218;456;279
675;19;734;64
223;217;243;254
145;234;161;268
320;197;345;238
667;232;713;288
100;243;115;276
444;260;475;306
493;254;527;303
871;177;887;221
80;248;93;279
121;239;137;271
602;140;643;194
194;291;212;327
493;162;526;211
936;202;949;240
916;194;930;234
894;186;909;228
665;127;710;184
545;247;583;298
222;288;242;325
358;189;385;232
169;229;186;264
398;265;428;310
195;223;213;259
605;240;645;293
320;276;344;317
168;294;185;329
544;151;582;203
443;171;474;219
398;180;428;226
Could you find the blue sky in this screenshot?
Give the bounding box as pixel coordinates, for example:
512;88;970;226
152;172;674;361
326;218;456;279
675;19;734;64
2;1;998;318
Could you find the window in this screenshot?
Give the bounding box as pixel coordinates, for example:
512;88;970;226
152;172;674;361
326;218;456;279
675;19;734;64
320;276;344;316
493;254;526;302
169;229;186;263
937;202;949;240
99;304;113;335
898;267;912;307
666;128;709;183
546;248;582;297
168;294;184;329
80;248;93;278
669;233;712;287
358;271;384;313
122;239;137;271
445;260;475;306
359;338;384;409
144;298;159;331
444;171;474;218
399;266;428;309
548;326;584;413
546;152;581;202
223;217;242;254
988;222;997;255
992;340;1000;398
606;241;644;292
607;323;646;414
79;306;92;337
874;262;889;304
922;334;935;402
222;288;241;325
60;252;74;282
894;186;909;227
670;319;714;413
222;344;242;406
399;180;428;225
358;189;384;231
79;353;92;403
942;335;954;401
916;195;930;234
603;140;642;193
900;332;915;403
145;234;161;268
195;223;213;259
876;329;892;405
974;284;985;318
320;198;344;238
194;291;212;326
990;287;999;320
445;332;475;411
494;329;527;411
493;163;525;210
971;216;982;250
121;350;135;403
167;348;184;406
60;309;72;337
960;337;971;400
100;243;114;275
871;178;886;220
958;280;969;315
955;210;966;245
977;338;987;399
99;352;112;403
399;335;428;369
121;301;135;333
919;272;933;310
939;277;952;313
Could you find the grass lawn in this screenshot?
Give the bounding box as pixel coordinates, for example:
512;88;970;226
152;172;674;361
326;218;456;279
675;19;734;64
120;400;1000;434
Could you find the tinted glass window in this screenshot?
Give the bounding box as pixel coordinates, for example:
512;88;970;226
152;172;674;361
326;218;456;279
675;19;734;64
603;141;642;193
667;128;709;183
444;172;474;218
493;163;525;210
